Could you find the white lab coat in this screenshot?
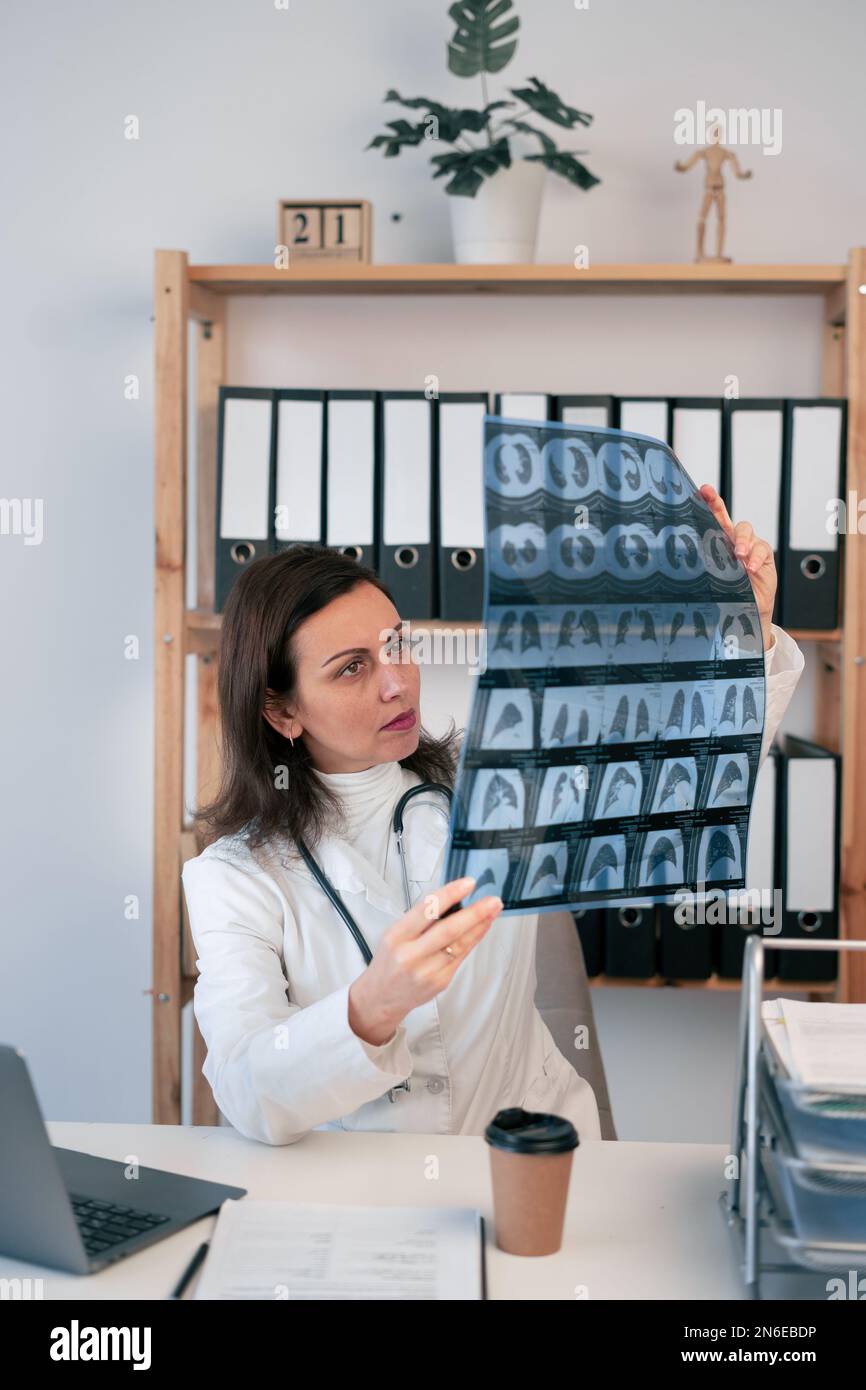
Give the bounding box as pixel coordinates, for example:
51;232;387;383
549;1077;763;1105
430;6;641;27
181;623;804;1147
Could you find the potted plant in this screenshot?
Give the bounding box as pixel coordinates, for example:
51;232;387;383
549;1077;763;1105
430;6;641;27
366;0;601;263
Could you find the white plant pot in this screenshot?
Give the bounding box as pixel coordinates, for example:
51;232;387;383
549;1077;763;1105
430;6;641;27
448;157;546;264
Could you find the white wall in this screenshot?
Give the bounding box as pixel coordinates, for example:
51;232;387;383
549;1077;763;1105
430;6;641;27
2;0;863;1137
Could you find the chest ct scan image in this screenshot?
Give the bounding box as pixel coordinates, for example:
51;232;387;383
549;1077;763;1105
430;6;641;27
445;416;766;914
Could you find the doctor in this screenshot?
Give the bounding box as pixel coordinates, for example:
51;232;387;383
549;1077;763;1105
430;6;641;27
182;484;804;1146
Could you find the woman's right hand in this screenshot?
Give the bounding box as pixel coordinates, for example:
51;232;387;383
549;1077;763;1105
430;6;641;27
347;877;502;1046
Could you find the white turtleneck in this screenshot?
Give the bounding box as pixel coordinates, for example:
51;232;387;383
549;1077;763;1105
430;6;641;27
313;760;404;834
311;756;444;906
312;759;407;901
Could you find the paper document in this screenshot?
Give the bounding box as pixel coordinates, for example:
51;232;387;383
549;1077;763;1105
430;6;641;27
777;999;866;1088
194;1201;484;1300
761;999;795;1078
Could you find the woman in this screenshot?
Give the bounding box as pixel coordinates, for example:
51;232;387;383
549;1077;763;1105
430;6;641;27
182;485;805;1146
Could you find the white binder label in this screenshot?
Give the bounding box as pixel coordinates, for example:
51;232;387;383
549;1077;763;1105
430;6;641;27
439;402;485;547
220;397;271;540
730;410;783;550
498;393;548;422
327;399;375;546
620;400;668;442
745;756;776;891
275;399;322;542
790;405;842;552
786;759;836;911
383;399;431;545
673;407;722;495
560;404;610;429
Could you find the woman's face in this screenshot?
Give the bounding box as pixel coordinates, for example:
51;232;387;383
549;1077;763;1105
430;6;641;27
266;581;421;774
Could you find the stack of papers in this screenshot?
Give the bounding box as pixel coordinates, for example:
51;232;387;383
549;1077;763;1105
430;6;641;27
762;999;866;1088
193;1201;485;1300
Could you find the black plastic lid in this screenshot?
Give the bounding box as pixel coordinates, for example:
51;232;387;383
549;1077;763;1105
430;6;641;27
484;1107;579;1155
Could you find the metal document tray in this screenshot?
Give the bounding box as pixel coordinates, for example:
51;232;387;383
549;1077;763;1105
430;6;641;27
719;935;866;1298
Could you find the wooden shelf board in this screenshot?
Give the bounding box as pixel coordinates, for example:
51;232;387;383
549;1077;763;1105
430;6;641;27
185;609;840;654
187;261;846;298
589;974;837;993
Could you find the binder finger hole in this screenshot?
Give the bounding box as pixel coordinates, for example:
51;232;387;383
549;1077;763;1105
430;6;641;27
451;547;477;572
395;546;419;570
230;541;255;566
797;910;823;932
618;907;643;927
800;554;826;580
340;544;363;562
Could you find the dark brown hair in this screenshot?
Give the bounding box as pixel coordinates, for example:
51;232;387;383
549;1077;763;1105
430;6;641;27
193;545;460;859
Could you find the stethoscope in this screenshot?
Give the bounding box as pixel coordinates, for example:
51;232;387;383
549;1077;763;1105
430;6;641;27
296;781;454;1102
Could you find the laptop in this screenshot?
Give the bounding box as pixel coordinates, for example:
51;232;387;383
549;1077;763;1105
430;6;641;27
0;1044;247;1275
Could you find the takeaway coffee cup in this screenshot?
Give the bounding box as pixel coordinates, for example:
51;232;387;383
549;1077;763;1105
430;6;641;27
484;1107;579;1256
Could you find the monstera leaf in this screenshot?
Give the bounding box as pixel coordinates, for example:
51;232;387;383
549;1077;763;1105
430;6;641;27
509;76;593;129
447;0;519;77
524;148;601;190
379;89;513;143
366;119;429;157
502;117;557;153
430;137;512;195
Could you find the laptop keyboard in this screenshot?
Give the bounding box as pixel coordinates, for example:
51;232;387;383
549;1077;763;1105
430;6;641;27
69;1192;171;1258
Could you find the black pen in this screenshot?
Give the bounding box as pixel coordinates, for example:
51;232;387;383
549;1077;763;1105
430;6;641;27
170;1240;209;1299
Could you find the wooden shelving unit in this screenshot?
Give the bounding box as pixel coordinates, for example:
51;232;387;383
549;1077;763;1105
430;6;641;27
154;254;866;1125
187;261;845;297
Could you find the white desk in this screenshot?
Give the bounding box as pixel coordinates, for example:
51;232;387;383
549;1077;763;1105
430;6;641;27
0;1123;817;1299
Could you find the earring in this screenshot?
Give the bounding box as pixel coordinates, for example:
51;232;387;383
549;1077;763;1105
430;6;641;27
288;733;295;749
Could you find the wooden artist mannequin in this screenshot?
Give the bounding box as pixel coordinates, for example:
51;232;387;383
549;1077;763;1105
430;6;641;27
675;123;752;262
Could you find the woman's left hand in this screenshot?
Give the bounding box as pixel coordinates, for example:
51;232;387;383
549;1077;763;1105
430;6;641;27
698;483;777;649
